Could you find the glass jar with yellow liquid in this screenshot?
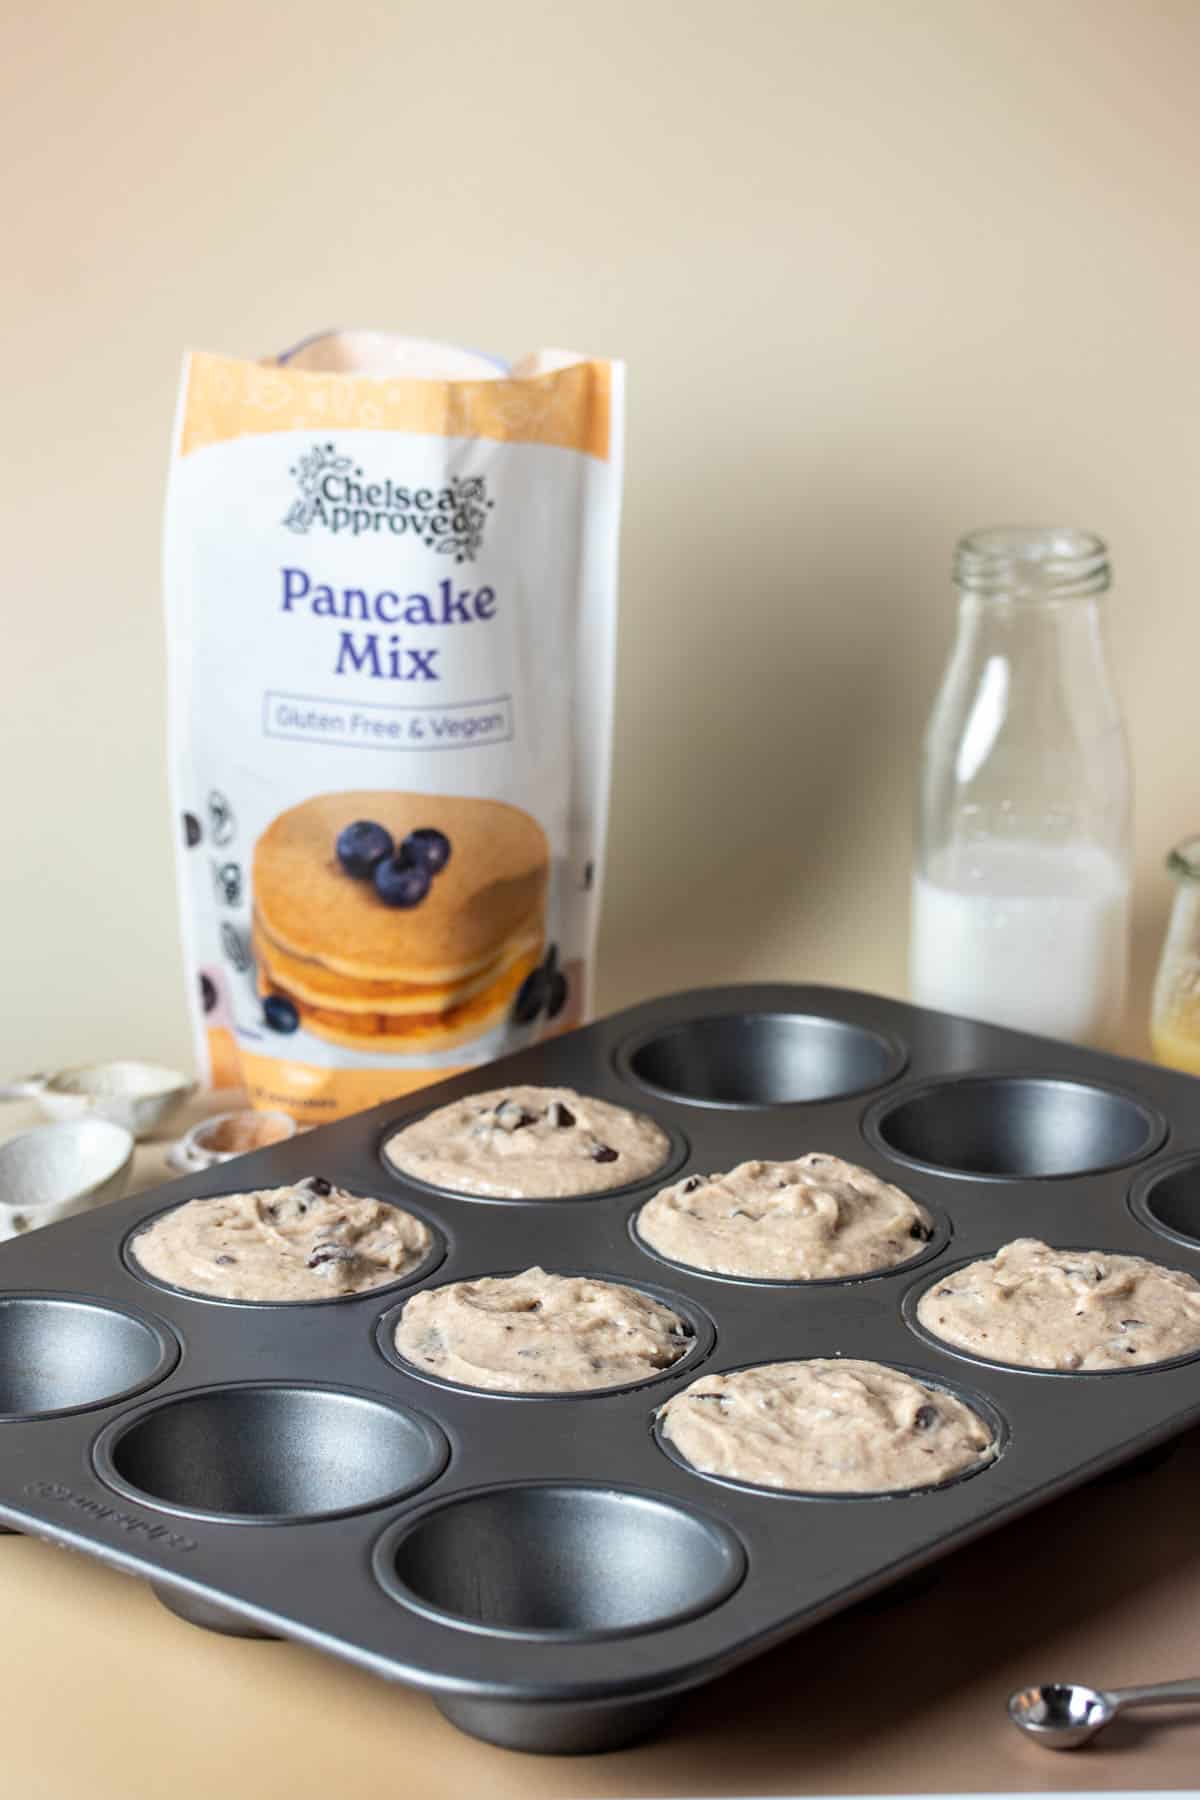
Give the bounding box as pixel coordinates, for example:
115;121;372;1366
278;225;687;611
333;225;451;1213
1151;837;1200;1074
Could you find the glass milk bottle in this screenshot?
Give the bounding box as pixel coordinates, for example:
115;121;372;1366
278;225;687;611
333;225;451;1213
910;527;1132;1047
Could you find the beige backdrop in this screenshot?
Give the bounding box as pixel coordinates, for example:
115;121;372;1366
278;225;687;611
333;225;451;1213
4;0;1198;1079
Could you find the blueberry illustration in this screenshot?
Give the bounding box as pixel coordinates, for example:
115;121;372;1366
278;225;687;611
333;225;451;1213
512;964;549;1025
401;827;451;874
375;856;431;908
263;995;300;1033
200;973;217;1014
183;812;202;849
337;820;394;879
546;970;568;1020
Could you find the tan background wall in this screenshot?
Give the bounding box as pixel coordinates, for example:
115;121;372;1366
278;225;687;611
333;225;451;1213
4;0;1198;1077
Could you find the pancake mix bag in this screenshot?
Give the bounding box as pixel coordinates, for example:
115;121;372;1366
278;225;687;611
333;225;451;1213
165;332;623;1121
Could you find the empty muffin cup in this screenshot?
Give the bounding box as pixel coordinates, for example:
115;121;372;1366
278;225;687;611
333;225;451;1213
1131;1154;1200;1250
94;1383;449;1523
618;1013;905;1107
374;1482;745;1639
867;1076;1163;1179
0;1295;178;1420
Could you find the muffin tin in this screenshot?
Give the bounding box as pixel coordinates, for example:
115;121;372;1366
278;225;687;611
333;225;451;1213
4;983;1200;1755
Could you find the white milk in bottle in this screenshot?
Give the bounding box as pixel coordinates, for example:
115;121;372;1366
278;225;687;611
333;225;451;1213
911;840;1130;1045
910;528;1131;1049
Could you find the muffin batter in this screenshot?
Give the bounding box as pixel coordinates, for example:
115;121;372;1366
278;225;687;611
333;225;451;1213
916;1237;1200;1371
131;1179;432;1301
637;1154;935;1279
384;1085;672;1198
659;1359;995;1493
394;1266;693;1391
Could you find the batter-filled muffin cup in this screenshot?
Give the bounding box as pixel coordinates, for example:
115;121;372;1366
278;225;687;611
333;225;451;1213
393;1266;694;1392
658;1359;997;1494
914;1238;1200;1371
636;1154;935;1280
383;1085;673;1198
129;1178;434;1302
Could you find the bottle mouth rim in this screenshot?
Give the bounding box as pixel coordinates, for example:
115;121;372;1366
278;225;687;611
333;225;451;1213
954;526;1110;598
1168;837;1200;883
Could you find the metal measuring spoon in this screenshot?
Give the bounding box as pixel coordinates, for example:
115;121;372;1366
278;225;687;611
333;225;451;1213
1009;1677;1200;1749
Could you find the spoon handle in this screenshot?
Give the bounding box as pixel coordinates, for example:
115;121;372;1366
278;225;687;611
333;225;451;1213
1109;1678;1200;1712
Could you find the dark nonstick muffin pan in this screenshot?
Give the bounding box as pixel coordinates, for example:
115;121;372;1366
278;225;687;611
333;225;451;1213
3;984;1200;1755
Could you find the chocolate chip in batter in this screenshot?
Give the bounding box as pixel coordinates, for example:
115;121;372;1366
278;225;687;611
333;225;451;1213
306;1243;361;1271
682;1176;704;1193
547;1101;576;1129
303;1177;334;1197
910;1220;934;1243
590;1142;619;1164
913;1404;940;1431
214;1253;236;1266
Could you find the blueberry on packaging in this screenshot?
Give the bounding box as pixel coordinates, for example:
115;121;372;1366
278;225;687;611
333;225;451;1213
547;971;568;1020
165;332;623;1122
337;820;394;879
264;995;300;1033
402;828;451;874
512;945;568;1026
375;857;431;909
513;963;550;1025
